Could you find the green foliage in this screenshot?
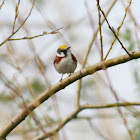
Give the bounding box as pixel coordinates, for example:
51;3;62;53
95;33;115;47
81;78;96;102
31;79;46;95
132;121;140;140
133;69;140;91
123;29;131;41
132;70;140;140
0;91;12;103
36;0;46;7
26;116;33;128
119;28;135;51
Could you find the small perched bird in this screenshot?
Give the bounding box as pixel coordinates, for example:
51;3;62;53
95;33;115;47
54;45;77;81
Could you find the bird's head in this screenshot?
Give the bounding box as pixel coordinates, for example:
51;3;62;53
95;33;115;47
57;45;71;57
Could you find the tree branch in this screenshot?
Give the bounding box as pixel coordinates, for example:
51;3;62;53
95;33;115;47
98;3;131;57
75;0;117;108
8;27;63;41
0;0;5;10
0;51;140;139
0;0;35;47
104;0;132;60
97;0;104;61
34;102;140;140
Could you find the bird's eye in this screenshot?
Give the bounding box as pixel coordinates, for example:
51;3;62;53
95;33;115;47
57;49;67;55
57;49;61;54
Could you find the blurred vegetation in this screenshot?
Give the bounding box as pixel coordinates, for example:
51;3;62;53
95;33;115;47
0;0;140;140
133;69;140;91
132;121;140;140
120;27;135;51
81;78;97;104
31;79;46;95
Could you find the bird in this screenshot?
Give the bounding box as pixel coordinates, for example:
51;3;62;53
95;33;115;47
54;45;77;81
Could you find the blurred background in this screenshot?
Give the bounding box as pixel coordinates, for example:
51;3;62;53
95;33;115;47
0;0;140;139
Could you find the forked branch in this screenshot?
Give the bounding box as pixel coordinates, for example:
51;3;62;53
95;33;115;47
0;51;140;139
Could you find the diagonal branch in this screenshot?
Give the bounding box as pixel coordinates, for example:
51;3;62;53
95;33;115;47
105;71;134;140
104;0;132;60
0;51;140;139
98;4;131;57
0;0;35;47
75;0;117;108
34;102;140;140
0;0;5;9
8;27;63;41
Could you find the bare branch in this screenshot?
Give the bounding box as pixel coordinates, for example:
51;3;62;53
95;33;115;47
97;0;103;61
34;102;140;140
104;0;132;60
0;0;35;47
105;70;134;140
0;0;5;9
75;0;117;108
98;2;131;57
12;0;21;33
8;27;63;41
0;50;140;139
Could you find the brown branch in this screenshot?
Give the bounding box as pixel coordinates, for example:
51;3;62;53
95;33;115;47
87;120;111;140
127;6;140;50
104;0;132;60
0;0;35;47
120;0;140;50
11;11;62;139
97;0;103;61
8;27;63;41
0;0;5;9
0;51;139;139
75;0;117;108
7;44;47;135
105;71;134;140
98;3;131;57
34;102;140;140
12;0;21;33
84;0;94;30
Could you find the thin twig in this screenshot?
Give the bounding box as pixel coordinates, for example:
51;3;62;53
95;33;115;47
75;0;117;108
84;0;101;55
34;102;140;140
98;3;131;57
34;1;71;47
84;0;94;30
0;50;140;139
12;0;21;33
105;71;135;140
7;44;47;136
9;27;63;41
104;0;132;60
0;0;5;9
0;0;35;47
0;71;20;106
87;120;111;140
120;0;140;50
17;16;61;139
97;0;103;61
